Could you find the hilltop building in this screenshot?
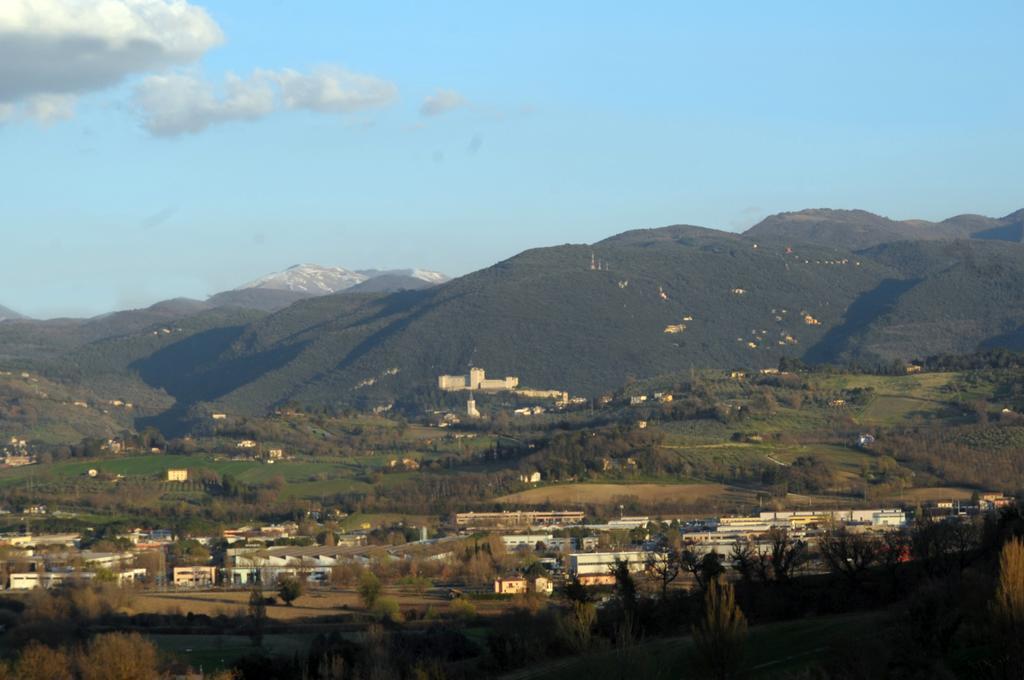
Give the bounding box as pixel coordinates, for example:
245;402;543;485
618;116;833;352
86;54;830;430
438;367;519;392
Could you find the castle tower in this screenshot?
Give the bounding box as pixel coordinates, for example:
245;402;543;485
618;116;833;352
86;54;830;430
468;367;485;390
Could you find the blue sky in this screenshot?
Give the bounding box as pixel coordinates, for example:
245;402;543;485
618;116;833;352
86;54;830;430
2;1;1022;318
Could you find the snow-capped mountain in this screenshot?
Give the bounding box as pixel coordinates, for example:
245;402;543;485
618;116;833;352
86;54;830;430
235;264;369;294
355;268;450;285
234;264;449;295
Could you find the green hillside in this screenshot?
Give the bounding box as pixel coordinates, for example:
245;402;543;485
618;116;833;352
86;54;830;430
148;228;895;414
7;214;1024;423
119;225;1024;418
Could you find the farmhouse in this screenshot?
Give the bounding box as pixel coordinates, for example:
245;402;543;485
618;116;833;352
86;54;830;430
493;575;553;595
166;469;188;482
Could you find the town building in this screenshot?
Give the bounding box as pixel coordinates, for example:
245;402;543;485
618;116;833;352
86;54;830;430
501;534;554;550
173;566;217;588
576;573;617;586
568;551;661;576
454;510;585;528
8;568;147;590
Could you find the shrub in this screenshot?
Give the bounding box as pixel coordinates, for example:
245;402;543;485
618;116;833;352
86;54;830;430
358;570;382;609
277;575;303;606
371;596;403;623
449;597;476;620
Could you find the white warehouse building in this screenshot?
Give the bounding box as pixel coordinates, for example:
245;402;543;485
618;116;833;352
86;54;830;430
568;551;663;576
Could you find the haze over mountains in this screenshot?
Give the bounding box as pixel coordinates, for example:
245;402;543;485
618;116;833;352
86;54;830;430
0;305;25;322
3;207;1024;429
207;264;449;311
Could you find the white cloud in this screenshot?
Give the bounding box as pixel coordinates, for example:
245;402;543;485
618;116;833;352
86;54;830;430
420;89;465;117
0;0;222;121
23;94;76;123
0;0;400;133
134;72;275;136
269;67;397;114
135;67;398;136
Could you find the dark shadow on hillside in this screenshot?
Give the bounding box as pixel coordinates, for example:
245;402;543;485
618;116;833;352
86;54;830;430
332;295;452;372
265;288;436;349
134;403;194;438
129;324;307;433
803;278;921;364
979;324;1024;352
972;222;1024;242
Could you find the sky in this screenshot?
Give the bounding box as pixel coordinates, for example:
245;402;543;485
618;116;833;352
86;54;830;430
1;1;1023;318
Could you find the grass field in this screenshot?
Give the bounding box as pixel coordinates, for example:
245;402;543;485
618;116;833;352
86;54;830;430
884;486;976;502
494;482;757;506
812;372;957;426
150;633;311;672
130;586;516;623
0;452;391;498
503;610;884;680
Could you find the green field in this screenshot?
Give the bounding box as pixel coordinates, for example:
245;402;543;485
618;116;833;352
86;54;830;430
811;372;957;426
150;633;312;672
0;452;406;499
510;610;883;680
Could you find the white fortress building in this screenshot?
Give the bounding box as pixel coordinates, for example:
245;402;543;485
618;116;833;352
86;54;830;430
438;367;519;392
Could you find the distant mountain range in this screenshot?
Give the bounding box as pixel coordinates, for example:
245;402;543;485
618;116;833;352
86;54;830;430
207;264;450;311
235;264;448;294
3;208;1024;432
745;208;1024;250
0;305;25;321
0;263;449;362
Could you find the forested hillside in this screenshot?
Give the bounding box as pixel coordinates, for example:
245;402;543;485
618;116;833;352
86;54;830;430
4;210;1024;425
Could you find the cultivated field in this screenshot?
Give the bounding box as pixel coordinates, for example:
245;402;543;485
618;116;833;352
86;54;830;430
130;586;514;621
885;485;977;502
494;482;756;506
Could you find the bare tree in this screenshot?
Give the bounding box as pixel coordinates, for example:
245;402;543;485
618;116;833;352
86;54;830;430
818;526;882;587
559;601;598;652
729;529;806;584
682;549;724;591
647;547;681;598
77;632;160;680
769;527;807;581
730;540;757;583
